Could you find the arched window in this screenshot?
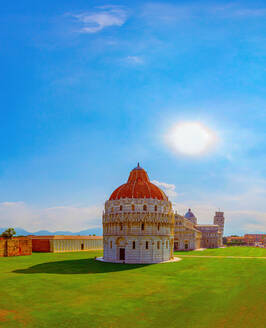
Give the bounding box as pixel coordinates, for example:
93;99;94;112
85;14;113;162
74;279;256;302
120;205;123;211
131;204;135;211
155;205;157;212
110;241;112;249
157;224;160;231
157;241;160;249
111;207;114;212
146;241;149;249
141;223;145;231
132;241;136;249
143;204;147;211
120;223;123;231
166;241;168;248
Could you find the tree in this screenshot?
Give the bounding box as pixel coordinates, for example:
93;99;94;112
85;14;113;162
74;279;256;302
1;228;16;238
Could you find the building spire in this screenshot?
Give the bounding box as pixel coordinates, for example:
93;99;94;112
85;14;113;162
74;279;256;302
133;162;143;171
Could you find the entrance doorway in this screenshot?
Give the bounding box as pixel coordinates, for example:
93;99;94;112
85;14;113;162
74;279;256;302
119;248;125;261
174;242;179;250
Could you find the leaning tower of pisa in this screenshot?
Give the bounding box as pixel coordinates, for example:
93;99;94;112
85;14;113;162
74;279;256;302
213;211;225;247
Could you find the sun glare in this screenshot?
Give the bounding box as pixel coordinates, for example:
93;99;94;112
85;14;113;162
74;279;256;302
166;122;216;155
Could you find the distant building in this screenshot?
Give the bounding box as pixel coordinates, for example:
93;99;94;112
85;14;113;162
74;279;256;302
29;235;103;253
174;209;225;251
0;237;32;257
174;212;201;250
244;234;265;247
226;236;245;245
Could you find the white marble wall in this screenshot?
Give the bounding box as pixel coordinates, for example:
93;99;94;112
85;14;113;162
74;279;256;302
103;198;174;263
103;236;173;263
105;198;171;215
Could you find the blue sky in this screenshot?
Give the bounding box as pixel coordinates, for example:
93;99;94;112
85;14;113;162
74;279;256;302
1;0;266;234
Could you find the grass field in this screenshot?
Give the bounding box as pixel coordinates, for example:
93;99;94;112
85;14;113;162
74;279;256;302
0;247;265;328
174;246;266;257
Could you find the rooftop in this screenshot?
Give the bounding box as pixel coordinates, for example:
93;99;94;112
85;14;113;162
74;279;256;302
28;235;103;240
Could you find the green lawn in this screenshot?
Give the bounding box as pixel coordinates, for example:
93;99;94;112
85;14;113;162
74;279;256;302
0;248;265;328
174;246;266;257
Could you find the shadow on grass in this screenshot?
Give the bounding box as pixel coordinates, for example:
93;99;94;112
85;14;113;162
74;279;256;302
13;259;149;274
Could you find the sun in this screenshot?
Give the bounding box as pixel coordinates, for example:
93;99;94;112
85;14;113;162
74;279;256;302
166;122;216;155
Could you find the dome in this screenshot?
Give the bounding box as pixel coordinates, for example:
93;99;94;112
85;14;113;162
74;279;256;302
109;163;168;201
184;209;196;219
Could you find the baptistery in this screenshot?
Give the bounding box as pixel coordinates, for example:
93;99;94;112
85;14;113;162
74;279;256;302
102;164;174;263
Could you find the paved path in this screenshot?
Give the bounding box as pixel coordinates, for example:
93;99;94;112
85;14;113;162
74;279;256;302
177;255;266;259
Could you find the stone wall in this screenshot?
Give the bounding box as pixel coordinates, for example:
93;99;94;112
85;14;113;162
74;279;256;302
18;238;32;255
0;239;6;257
32;239;51;252
31;236;103;253
0;237;32;257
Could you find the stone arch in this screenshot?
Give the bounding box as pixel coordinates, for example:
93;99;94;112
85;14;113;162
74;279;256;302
116;237;127;262
116;237;126;247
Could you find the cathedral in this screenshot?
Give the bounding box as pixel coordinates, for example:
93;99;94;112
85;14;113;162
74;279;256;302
102;164;225;264
174;209;224;251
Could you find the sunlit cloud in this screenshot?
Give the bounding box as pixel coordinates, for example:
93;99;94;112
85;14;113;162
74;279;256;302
151;180;177;198
70;6;127;34
0;202;102;232
171;172;266;234
173;202;266;234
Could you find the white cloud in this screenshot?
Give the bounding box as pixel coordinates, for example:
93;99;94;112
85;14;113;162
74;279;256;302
227;210;266;232
124;56;144;65
172;175;266;235
71;6;127;33
0;202;102;232
151;180;177;198
172;202;266;235
173;202;217;222
1;196;265;235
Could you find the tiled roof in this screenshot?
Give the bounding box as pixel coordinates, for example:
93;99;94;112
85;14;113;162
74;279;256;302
28;235;103;240
109;164;168;201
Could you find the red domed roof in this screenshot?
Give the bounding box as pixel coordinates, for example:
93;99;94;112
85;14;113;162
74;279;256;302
109;164;168;201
